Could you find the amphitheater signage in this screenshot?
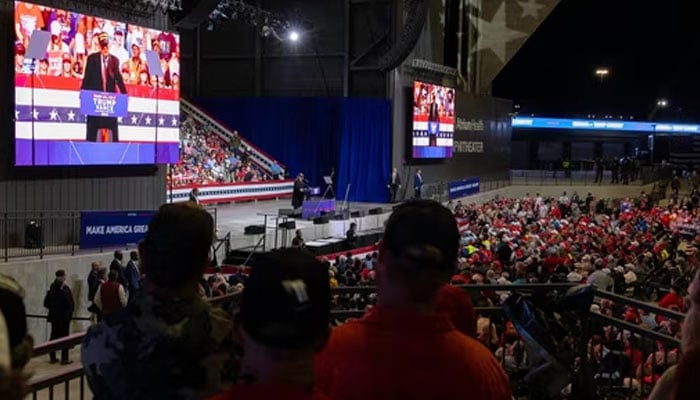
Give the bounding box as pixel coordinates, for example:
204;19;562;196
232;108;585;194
80;211;155;249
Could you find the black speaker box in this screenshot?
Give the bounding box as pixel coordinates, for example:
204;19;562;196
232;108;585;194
244;225;265;235
332;212;348;220
313;216;329;225
368;207;383;215
279;221;296;230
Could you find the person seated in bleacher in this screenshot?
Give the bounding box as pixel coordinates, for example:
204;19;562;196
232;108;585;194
171;113;274;188
81;203;238;400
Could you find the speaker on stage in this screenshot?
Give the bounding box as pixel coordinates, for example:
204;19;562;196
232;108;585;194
313;216;329;225
279;221;296;230
244;225;265;235
368;207;383;215
350;210;363;218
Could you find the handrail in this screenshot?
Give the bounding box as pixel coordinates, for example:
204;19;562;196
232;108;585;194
30;292;241;356
589;312;681;347
33;333;86;357
594;289;687;321
180;99;285;175
28;364;84;391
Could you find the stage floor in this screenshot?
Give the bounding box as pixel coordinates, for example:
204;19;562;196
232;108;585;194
211;199;391;253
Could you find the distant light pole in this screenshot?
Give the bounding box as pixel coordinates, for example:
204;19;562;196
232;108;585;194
648;98;670;121
594;67;610;82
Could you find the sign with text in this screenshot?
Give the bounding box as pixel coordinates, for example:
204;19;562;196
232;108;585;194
448;177;480;199
80;211;154;249
79;90;129;118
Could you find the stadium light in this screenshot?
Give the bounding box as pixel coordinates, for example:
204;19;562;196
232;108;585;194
594;67;610;82
657;99;668;107
288;30;299;42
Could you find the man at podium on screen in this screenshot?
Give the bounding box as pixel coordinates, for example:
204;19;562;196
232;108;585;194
81;32;128;143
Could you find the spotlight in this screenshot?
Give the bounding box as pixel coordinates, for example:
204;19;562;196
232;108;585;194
288;31;299;42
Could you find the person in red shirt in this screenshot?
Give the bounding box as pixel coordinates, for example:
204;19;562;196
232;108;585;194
315;199;511;400
435;284;476;337
210;248;331;400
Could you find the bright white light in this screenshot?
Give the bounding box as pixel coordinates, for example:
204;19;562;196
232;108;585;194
289;31;299;42
657;99;668;107
594;68;610;76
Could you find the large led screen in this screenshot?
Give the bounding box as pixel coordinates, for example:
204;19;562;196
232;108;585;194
14;1;180;166
412;81;455;159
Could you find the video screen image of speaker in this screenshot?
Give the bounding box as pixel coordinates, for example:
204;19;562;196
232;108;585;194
411;80;455;159
14;1;181;166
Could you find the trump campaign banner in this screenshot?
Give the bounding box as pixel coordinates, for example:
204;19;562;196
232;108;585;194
79;90;129;117
80;211;154;249
448;177;480;199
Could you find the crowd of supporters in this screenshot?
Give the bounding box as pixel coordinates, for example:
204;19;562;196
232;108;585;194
3;188;700;399
168;114;283;187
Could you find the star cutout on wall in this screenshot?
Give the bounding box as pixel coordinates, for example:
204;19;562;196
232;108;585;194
145;116;152;125
517;0;545;18
14;110;19;119
468;1;528;63
171;117;179;126
158;117;165;126
67;110;75;121
32;109;39;120
49;109;58;121
130;115;138;124
117;116;123;123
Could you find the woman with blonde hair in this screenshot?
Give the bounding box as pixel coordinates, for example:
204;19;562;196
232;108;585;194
649;268;700;400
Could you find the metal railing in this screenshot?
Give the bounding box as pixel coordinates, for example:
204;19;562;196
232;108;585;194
510;166;672;186
420;173;512;203
26;292;240;400
26;283;687;400
0;208;218;263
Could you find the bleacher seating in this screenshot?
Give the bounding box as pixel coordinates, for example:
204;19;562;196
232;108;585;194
168;111;284;188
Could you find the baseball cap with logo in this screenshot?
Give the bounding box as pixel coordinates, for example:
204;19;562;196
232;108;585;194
240;248;330;350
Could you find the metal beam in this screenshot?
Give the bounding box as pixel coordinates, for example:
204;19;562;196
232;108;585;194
350;0;391;4
200;53;346;61
344;0;350;97
349;30;390;67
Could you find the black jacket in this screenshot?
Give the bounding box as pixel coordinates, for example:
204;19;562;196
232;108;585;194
44;281;74;324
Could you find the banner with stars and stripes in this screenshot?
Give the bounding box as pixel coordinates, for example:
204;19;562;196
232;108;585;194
15;75;180;166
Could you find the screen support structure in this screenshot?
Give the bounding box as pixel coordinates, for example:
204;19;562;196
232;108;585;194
341;183;351;218
25;30;51;166
145;50;164;164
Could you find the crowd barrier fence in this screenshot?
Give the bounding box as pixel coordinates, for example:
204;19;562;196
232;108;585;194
26;284;685;400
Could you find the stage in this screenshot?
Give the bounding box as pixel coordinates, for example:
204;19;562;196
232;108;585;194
211;198;392;258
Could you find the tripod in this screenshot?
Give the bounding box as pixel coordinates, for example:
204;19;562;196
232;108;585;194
313;170;336;217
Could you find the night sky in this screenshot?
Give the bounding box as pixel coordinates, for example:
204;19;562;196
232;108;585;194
492;0;700;121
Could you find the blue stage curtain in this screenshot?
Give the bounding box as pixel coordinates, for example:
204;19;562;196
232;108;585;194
334;98;391;204
195;97;391;204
